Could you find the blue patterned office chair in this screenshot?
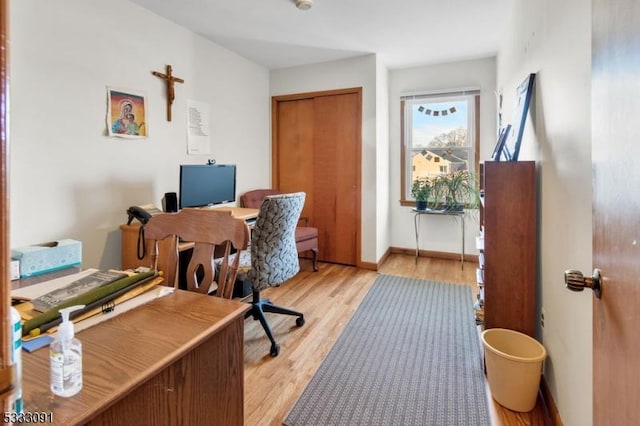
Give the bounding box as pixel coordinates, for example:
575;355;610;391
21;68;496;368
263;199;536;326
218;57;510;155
237;192;306;356
240;189;319;271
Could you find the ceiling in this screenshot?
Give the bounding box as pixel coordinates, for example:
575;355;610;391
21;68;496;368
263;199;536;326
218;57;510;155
129;0;512;70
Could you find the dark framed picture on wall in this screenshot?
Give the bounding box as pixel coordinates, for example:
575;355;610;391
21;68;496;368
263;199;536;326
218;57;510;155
501;73;536;161
491;124;511;161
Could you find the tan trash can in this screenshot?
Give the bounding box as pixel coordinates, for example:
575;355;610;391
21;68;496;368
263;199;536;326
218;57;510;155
481;328;547;412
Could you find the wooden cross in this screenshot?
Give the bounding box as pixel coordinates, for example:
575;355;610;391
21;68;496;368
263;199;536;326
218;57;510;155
152;64;184;121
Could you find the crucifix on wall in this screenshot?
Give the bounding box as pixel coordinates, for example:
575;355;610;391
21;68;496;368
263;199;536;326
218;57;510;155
152;64;184;121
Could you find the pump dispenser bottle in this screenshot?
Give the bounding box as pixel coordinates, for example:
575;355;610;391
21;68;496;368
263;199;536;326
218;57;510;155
50;305;84;397
9;306;23;412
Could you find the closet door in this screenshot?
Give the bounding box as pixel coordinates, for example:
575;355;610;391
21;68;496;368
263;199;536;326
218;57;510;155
274;98;316;221
273;88;361;266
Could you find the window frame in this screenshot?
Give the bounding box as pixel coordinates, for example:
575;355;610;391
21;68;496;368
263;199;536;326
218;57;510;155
400;90;480;206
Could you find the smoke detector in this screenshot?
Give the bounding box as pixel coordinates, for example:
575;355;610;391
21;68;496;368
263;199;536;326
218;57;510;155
295;0;313;10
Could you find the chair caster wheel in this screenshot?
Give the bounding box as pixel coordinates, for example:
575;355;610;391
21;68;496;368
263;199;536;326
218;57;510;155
270;343;280;357
296;316;305;327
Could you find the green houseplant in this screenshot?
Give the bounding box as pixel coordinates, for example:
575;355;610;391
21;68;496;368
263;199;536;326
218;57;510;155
411;177;432;210
443;170;479;211
412;171;479;212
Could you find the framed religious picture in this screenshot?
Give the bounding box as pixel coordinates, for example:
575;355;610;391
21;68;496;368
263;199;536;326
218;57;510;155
501;73;536;161
107;87;148;138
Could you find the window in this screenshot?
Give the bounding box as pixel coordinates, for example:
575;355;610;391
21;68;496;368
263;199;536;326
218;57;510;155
400;89;479;204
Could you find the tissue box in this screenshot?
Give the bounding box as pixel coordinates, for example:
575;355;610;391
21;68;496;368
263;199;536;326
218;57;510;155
11;239;82;278
10;260;20;280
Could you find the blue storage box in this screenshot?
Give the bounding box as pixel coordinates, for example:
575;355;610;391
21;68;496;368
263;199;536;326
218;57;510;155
11;239;82;278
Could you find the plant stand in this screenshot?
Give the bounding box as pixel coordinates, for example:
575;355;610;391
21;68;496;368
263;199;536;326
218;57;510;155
411;208;465;269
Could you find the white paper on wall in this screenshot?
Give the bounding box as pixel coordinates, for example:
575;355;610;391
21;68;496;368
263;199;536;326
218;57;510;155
186;100;211;155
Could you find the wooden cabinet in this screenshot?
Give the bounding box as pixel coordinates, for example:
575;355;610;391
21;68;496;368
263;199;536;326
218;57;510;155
477;161;536;337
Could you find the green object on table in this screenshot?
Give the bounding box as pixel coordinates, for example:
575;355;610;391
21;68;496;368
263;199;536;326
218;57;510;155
22;270;156;336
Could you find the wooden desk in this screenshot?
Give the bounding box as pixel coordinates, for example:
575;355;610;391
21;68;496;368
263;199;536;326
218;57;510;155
120;207;259;286
199;206;259;221
21;290;250;425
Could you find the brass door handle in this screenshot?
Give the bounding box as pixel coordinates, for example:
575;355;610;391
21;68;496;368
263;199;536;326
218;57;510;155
564;268;602;299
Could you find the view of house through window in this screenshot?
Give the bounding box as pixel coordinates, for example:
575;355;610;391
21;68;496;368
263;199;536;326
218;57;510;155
402;90;479;202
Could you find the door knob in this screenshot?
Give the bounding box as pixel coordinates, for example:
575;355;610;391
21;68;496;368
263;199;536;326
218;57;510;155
564;268;602;299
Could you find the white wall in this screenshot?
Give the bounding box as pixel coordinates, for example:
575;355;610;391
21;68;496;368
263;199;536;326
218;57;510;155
376;59;391;261
270;55;380;264
388;58;497;256
497;1;592;425
10;0;271;270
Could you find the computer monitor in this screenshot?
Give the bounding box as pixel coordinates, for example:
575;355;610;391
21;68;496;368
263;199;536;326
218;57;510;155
179;164;236;209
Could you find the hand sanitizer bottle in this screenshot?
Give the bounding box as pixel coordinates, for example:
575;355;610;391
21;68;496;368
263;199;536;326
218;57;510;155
50;305;84;397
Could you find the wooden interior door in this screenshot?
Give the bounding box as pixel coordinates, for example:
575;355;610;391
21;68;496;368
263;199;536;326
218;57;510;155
273;98;315;221
0;0;12;399
591;0;640;423
272;88;361;266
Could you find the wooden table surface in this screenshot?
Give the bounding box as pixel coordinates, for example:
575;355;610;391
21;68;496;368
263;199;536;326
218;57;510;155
20;290;249;425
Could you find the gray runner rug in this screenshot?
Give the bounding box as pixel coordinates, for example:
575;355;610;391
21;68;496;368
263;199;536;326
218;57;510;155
284;274;491;426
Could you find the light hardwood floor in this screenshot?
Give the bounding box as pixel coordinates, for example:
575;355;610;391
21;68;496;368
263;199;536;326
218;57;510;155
244;254;553;426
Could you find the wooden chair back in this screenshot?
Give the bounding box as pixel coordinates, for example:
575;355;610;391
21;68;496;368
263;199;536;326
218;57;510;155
144;209;250;298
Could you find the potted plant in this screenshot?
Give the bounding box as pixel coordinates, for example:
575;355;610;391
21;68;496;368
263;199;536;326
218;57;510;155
443;170;478;211
411;177;432;210
459;170;481;210
430;174;449;210
413;172;479;211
